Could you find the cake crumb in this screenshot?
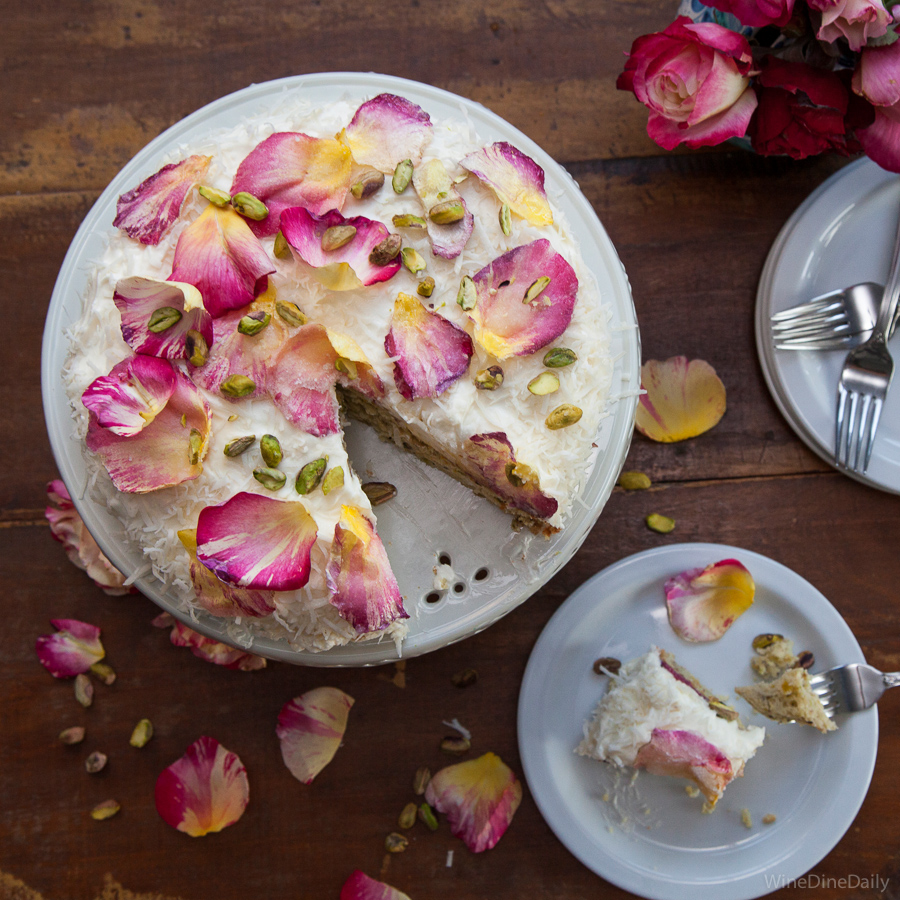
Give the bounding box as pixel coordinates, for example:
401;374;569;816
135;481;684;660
762;813;777;825
684;785;700;798
741;808;753;829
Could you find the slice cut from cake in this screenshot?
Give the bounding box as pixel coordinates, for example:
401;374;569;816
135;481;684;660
736;668;836;733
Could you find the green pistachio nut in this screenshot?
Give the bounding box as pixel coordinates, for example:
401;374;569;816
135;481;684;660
223;435;255;457
617;471;651;491
321;465;344;496
474;365;503;391
321;224;357;252
545;404;582;430
418;802;439;831
129;718;154;748
273;230;292;259
527;372;560;396
259;433;283;468
198;185;231;207
350;168;385;199
237;310;271;336
392;213;427;229
275;299;307;327
369;233;402;267
456;275;477;311
429;198;465;225
524;275;551;304
417;276;435;298
646;513;675;534
392;159;414;193
185;329;209;367
231;191;268;221
295;457;328;495
220;374;256;398
400;247;426;274
361;481;397;506
188;428;204;466
499;203;512;236
543;347;577;368
148;306;182;333
253;467;286;491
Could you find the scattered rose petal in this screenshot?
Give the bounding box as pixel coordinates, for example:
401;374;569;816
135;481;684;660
340;93;433;173
636;357;726;442
169;204;275;318
230;132;353;236
196;492;318;591
276;686;355;784
340;871;411;900
280;207;401;290
167;620;267;671
412;159;474;259
385;292;474;400
461;142;553;226
665;559;755;642
36;619;105;679
468;239;578;359
325;506;408;634
425;752;522;853
155;736;249;837
114;155;211;245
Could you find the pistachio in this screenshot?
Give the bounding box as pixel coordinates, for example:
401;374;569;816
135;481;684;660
617;470;651;491
451;667;478;688
524;275;551;304
129;718;154;748
545;404;582;429
506;461;537;488
543;347;577;368
220;374;256;398
185;329;209;367
418;802;439;831
237;310;271;336
85;751;108;774
321;224;357;252
429;198;465;224
400;247;426;274
456;275;477;311
90;800;121;821
273;230;292;259
392;159;414;193
276;299;307;327
398;802;418;830
147;306;182;333
392;213;427;229
89;662;116;686
228;415;238;422
752;633;784;651
188;428;203;466
295;457;328;494
413;766;431;796
198;185;231;207
417;276;435;298
181;413;187;428
335;357;358;379
321;466;344;495
440;735;471;755
499;202;512;236
350;167;385;199
592;657;622;676
474;365;503;391
797;650;815;670
646;513;675;534
762;814;777;825
231;191;268;221
260;433;283;468
385;832;408;853
741;808;753;829
253;467;286;491
527;372;560;396
74;674;93;708
708;699;740;722
361;481;397;506
369;233;402;267
59;726;86;745
224;435;255;457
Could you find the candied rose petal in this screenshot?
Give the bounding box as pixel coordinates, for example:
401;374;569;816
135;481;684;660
340;93;433;173
230;132;352;237
196;492;317;591
462;432;558;520
461;142;553;226
469;239;578;359
340;871;412;900
35;619;105;678
665;559;755;642
280;207;400;290
276;686;355;784
425;752;522;853
412;159;474;259
114;276;213;360
169;205;275;318
167;620;267;671
636;357;727;442
155;736;249;836
113;155;211;245
325;506;407;634
385;292;473;400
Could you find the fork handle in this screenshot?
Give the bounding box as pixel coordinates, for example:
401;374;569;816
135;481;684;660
883;191;900;337
885;672;900;690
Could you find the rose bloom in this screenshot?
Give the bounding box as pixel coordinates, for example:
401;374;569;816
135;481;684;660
808;0;892;51
852;44;900;171
702;0;795;27
617;17;758;150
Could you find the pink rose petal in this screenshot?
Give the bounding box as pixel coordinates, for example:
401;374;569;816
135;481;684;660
276;686;355;784
35;619;105;678
196;492;318;591
155;736;249;836
340;93;433;173
468;239;578;359
853;42;900;108
340;871;411;900
385;292;473;400
425;752;523;853
412;159;474;259
167;620;267;671
113;155;211;245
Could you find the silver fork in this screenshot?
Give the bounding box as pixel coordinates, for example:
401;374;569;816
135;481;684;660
771;283;882;350
809;663;900;718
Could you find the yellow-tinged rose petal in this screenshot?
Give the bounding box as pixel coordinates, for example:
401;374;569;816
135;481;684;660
636;357;726;442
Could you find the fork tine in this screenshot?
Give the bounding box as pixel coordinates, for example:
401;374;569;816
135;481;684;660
835;387;849;467
863;398;883;472
852;392;872;471
772;319;849;340
775;337;856;350
770;298;843;322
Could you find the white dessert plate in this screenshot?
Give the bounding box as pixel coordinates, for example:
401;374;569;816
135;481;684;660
518;543;877;900
756;158;900;492
41;72;639;666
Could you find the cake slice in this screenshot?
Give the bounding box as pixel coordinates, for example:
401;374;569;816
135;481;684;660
736;667;836;733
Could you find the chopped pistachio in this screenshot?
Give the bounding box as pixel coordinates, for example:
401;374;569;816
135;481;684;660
752;633;784;651
417;276;435;298
238;310;271;336
429;198;465;224
474;366;503;391
741;808;753;829
89;662;116;686
74;673;93;708
224;435;255;458
543;347;577;368
401;247;426;274
90;799;120;821
220;374;256;398
361;481;397;506
392;213;427;229
129;718;154;748
440;735;471;755
418;802;439;831
385;832;408;853
545;404;582;429
295;457;328;494
398;802;418;830
527;372;560;396
185;329;209;367
147;306;182;333
506;461;536;488
321;466;344;495
85;751;108;774
59;726;86;745
524;275;551;304
369;233;402;267
392;159;414;193
335;357;358;379
188;428;203;466
254;467;286;491
275;299;307;327
350;167;385;199
451;667;478;688
273;230;292;260
228;414;238;422
198;185;231;207
617;471;651;491
646;513;675;534
456;275;477;311
260;434;283;468
762;814;777;825
499;202;512;236
230;191;268;221
321;224;357;252
413;767;431;796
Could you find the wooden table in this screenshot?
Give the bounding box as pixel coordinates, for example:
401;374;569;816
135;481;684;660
3;2;898;898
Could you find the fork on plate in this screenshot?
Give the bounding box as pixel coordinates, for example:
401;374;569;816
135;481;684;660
809;663;900;718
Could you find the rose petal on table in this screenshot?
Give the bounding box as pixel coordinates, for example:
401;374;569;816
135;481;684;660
634;728;732;804
385;292;473;400
35;619;105;678
113;154;211;245
196;492;317;591
636;357;726;442
325;506;407;634
154;736;249;836
169;205;275;318
340;871;412;900
425;752;522;853
276;686;355;784
280;206;400;290
665;559;755;642
461;142;553;226
412;159;474;259
230;132;352;236
114;276;213;360
339;93;433;173
167;620;267;671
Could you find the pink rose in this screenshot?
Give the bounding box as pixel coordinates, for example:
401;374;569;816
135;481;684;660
852;41;900;106
617;17;758;150
702;0;795;27
856;103;900;171
808;0;892;51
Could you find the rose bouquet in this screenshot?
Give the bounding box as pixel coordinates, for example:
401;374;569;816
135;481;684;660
618;0;900;171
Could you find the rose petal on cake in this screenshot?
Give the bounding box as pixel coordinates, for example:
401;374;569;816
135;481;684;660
461;142;553;226
385;292;474;400
81;355;178;437
155;736;249;837
167;620;267;671
113;155;211;245
424;752;522;853
325;328;386;400
412;159;474;259
169;205;275;318
45;480;131;595
339;93;433;173
86;363;211;493
468;239;578;359
462;432;558;521
636;357;726;442
276;686;355;784
114;276;213;361
665;559;755;642
230;132;353;236
196;492;317;591
279;207;400;290
177;530;276;618
35;619;105;678
340;872;411;900
325;506;408;634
